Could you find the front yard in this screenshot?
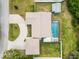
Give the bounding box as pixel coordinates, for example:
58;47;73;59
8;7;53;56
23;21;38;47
35;3;52;12
9;24;20;41
3;49;33;59
9;0;34;17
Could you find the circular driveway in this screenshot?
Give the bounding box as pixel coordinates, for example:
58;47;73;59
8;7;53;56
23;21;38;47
8;14;27;50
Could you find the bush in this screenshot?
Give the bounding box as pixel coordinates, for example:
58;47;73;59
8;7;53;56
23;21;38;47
3;49;33;59
67;0;79;18
67;0;79;25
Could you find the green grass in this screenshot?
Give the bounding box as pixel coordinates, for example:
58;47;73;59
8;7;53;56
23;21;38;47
37;42;60;57
9;0;34;17
9;24;20;41
61;17;77;59
36;3;52;12
3;49;33;59
52;1;77;58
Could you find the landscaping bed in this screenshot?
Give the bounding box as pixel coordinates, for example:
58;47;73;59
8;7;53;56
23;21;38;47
9;24;20;41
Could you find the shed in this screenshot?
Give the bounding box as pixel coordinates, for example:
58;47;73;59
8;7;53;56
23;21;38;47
52;3;61;13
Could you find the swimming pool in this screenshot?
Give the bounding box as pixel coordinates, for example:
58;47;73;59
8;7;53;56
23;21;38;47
51;21;59;38
43;21;59;42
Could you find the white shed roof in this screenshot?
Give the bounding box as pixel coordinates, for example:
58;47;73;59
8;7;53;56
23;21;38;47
34;0;64;2
26;12;51;38
52;3;61;13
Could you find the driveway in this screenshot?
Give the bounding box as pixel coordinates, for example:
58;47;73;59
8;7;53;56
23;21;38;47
8;14;27;50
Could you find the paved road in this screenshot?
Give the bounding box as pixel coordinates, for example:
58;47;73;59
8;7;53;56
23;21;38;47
0;0;9;58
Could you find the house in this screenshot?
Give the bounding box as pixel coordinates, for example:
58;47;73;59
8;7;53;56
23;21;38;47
34;0;64;2
26;12;51;38
8;13;61;59
52;3;61;13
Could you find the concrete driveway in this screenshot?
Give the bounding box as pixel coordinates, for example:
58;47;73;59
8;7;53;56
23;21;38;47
8;14;27;50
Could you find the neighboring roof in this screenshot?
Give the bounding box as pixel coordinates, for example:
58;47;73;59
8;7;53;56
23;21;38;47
25;39;40;55
26;12;51;38
52;3;61;13
34;57;62;59
34;0;64;2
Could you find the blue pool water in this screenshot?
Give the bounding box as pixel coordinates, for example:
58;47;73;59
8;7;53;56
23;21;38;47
51;21;59;38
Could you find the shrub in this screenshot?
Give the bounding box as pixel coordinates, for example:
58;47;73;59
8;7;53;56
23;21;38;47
67;0;79;25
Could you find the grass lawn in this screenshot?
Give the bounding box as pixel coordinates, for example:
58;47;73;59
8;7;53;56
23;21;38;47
9;0;34;17
36;3;52;12
9;24;20;41
60;2;77;59
61;17;77;59
37;42;61;57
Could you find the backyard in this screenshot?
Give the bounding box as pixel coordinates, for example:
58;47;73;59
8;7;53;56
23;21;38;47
35;3;52;12
52;1;77;59
38;42;61;57
9;0;34;17
60;2;77;59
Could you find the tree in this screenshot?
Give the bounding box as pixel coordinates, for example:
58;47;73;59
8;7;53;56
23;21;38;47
67;0;79;25
3;49;33;59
